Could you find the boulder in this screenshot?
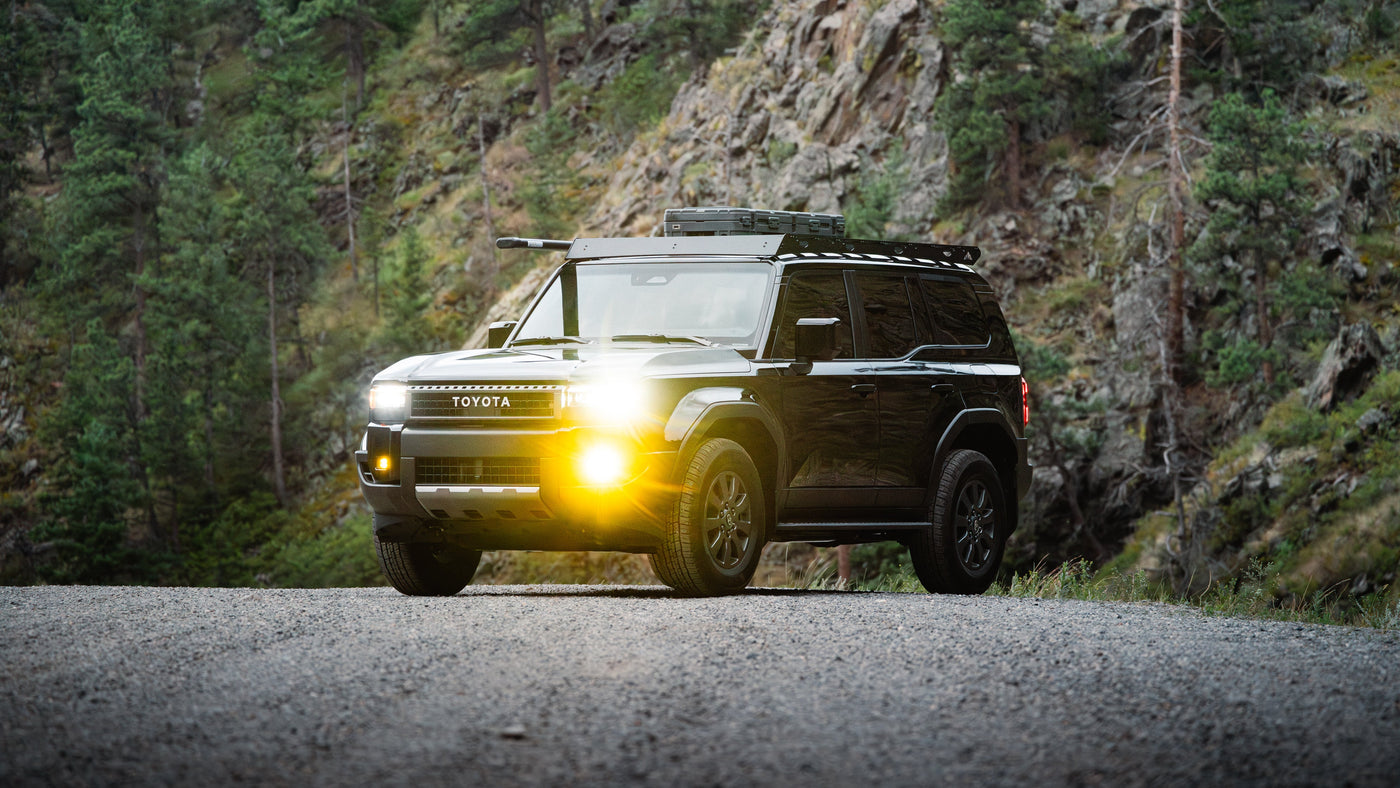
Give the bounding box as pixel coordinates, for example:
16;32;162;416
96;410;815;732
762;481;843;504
1305;322;1387;411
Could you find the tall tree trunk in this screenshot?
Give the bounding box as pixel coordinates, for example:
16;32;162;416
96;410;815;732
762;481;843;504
132;197;161;542
526;0;551;113
578;0;595;44
132;203;149;421
1156;309;1191;590
1255;247;1274;385
342;85;358;282
202;379;216;493
345;21;366;111
267;261;287;506
1166;0;1187;382
169;493;181;554
478;115;497;296
1006;115;1022;210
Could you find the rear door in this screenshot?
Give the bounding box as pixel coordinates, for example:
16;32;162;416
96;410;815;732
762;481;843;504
852;271;969;512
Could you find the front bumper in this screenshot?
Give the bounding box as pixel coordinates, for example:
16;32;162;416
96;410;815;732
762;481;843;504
356;423;677;551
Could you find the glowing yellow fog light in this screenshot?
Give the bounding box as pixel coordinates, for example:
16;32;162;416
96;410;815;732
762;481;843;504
376;456;391;471
578;444;629;486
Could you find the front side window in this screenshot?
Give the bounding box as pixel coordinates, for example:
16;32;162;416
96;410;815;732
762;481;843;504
514;261;774;345
773;271;854;359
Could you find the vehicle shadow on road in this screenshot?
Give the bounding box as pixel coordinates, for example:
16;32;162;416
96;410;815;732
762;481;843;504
458;585;857;599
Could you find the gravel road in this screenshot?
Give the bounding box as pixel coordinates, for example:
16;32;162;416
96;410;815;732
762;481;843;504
2;585;1397;787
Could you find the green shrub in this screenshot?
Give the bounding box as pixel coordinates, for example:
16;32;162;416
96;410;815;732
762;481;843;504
596;53;684;143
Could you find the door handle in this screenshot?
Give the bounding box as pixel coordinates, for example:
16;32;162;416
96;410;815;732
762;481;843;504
930;384;957;396
850;383;876;397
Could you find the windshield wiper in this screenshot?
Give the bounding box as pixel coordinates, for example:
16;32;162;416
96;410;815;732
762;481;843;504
610;334;715;346
509;336;590;347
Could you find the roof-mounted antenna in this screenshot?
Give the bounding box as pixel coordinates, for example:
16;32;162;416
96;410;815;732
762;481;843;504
496;236;572;251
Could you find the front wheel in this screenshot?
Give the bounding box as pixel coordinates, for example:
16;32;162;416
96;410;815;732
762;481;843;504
651;438;766;596
375;534;481;596
910;449;1008;595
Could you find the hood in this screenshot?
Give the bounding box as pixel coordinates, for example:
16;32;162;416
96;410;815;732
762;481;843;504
374;344;752;385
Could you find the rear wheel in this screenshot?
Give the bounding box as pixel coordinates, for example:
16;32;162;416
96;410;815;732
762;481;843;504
375;534;481;596
651;438;765;596
910;449;1008;595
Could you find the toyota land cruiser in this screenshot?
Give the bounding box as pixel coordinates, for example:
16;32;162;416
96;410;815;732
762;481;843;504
357;208;1031;596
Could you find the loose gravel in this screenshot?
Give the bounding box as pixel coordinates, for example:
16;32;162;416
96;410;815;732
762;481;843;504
2;585;1398;786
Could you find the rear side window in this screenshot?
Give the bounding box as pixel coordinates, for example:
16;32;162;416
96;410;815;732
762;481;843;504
855;273;921;359
920;276;988;346
773;271;854;359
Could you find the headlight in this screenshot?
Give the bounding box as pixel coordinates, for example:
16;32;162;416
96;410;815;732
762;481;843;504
369;383;409;423
564;380;647;425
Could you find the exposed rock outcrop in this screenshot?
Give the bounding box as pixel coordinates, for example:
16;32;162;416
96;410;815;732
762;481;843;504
1305;322;1387;411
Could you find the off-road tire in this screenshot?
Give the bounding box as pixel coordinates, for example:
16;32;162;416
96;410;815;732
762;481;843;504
651;438;765;596
910;449;1008;595
375;534;481;596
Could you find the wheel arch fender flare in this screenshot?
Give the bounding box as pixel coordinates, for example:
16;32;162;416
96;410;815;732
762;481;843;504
930;408;1022;530
664;388;784;536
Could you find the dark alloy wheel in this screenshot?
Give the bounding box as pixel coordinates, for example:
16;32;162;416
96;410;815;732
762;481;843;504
910;449;1008;595
375;534;481;596
650;438;765;596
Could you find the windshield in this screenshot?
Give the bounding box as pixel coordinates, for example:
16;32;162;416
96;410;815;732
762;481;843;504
513;261;774;346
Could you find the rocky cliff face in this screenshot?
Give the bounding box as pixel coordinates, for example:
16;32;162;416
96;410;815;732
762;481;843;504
550;0;1400;574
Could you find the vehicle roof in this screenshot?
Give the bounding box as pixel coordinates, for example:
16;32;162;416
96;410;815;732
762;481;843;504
566;234;981;274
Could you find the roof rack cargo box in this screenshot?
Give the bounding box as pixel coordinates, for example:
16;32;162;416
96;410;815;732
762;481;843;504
663;206;846;238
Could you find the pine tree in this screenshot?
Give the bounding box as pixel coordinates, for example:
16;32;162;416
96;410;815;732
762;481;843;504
33;322;155;583
227;122;330;506
1191;91;1314;387
301;0;424;111
1196;0;1319;93
0;5;45;285
455;0;558;111
143;145;264;539
39;0;184;559
379;225;434;353
230;2;335;506
936;0;1049;210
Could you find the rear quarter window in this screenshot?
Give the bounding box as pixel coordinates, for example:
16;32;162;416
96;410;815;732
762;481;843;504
920;276;988;346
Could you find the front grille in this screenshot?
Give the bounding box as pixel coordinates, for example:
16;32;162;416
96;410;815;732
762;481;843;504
410;386;559;419
415;457;541;486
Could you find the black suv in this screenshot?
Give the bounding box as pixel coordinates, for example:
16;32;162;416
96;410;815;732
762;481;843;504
357;208;1031;596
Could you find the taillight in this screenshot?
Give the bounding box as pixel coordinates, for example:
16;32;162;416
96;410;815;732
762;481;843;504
1020;376;1029;427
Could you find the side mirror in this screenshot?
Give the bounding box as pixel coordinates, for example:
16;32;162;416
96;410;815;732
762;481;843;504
488;321;518;349
795;317;840;364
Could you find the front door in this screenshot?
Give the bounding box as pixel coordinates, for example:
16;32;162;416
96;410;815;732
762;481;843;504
773;270;879;513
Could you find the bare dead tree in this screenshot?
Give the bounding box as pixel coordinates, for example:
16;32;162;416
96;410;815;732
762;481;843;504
342;83;359;282
1166;0;1187;381
267;259;287;507
1144;204;1193;593
478;115;498;297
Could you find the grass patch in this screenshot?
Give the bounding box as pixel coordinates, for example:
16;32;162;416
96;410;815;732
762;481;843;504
992;560;1399;630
